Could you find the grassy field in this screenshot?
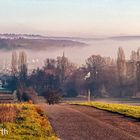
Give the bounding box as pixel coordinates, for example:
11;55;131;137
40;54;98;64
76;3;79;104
71;102;140;119
0;103;57;140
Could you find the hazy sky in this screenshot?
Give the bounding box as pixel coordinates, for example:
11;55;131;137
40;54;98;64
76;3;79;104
0;0;140;36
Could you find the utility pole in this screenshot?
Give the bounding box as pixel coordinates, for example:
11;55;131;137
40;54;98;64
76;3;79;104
84;72;91;102
88;89;91;102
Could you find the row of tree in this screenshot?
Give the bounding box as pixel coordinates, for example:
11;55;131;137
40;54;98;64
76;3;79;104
6;48;140;103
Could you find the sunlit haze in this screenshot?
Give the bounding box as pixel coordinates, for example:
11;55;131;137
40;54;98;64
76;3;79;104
1;0;140;36
0;0;140;68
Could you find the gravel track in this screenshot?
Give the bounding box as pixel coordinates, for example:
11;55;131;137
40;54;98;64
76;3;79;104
45;104;140;140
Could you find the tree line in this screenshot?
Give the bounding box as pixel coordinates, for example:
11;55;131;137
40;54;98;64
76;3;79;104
5;48;140;103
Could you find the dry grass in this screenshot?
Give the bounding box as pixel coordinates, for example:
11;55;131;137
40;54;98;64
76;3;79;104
0;103;57;140
0;105;20;123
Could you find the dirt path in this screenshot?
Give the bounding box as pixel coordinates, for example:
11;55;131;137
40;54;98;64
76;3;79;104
44;104;140;140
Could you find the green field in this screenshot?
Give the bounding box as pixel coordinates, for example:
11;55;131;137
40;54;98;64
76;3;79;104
71;102;140;119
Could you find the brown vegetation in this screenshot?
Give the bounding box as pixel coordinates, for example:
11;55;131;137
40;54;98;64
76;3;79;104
0;105;19;122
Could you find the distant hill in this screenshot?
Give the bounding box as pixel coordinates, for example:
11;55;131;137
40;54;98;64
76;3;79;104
1;34;140;51
109;36;140;41
0;34;87;51
0;33;45;39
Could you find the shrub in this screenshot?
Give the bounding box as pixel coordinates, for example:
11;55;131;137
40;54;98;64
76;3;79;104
44;90;61;105
22;87;38;104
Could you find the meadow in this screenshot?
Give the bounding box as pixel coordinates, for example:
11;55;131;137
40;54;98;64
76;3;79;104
72;102;140;119
0;103;57;140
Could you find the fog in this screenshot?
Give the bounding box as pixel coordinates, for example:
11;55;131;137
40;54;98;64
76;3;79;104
0;38;140;68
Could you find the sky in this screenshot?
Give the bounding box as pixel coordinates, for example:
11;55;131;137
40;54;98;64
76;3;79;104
0;0;140;37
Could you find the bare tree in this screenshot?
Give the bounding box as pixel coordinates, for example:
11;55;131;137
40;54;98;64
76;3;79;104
86;55;105;78
18;51;28;89
86;55;106;97
57;53;68;84
117;47;127;96
18;51;27;73
137;48;140;61
11;51;18;75
136;61;140;93
57;53;77;84
130;50;137;61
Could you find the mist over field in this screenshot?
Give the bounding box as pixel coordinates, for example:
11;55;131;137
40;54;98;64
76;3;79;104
0;35;140;66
